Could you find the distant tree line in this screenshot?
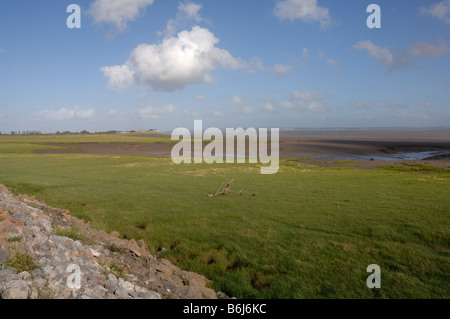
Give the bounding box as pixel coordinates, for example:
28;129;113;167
2;130;145;135
10;131;42;135
54;130;125;135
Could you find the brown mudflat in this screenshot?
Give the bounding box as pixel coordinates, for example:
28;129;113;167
35;130;450;168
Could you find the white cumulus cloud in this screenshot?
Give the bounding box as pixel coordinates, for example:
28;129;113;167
102;26;246;92
101;65;135;91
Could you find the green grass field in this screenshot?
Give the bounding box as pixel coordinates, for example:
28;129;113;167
0;137;448;299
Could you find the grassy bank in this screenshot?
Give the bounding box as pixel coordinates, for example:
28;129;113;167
0;151;448;298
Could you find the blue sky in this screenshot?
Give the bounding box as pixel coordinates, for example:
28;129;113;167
0;0;449;133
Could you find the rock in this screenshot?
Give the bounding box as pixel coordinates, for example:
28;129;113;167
17;271;32;282
1;280;31;299
91;285;108;298
106;273;117;282
217;291;230;299
105;278;119;294
32;277;48;289
42;266;54;275
0;267;18;281
128;239;143;257
118;280;135;292
114;287;131;299
61;210;70;217
138;290;161;299
0;211;12;222
110;231;120;238
89;248;100;258
0;248;8;269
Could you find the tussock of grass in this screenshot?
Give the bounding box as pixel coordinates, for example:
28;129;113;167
4;252;39;273
106;243;124;253
6;235;22;243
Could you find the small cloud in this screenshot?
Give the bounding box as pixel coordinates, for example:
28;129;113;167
87;0;155;33
241;105;254;115
160;1;209;37
418;100;433;108
280;100;329;113
291;89;332;101
213;110;225;117
231;95;253;115
249;57;293;76
350;99;370;110
407;40;450;57
135;104;176;119
262;103;276;113
375;101;408;110
354;39;450;71
231;95;243;105
184;109;201;117
280;89;331;113
326;59;343;71
421;0;450;24
302;48;309;58
271;64;294;76
101;65;134;92
196;94;207;101
36;106;95;121
274;0;332;29
353;40;397;70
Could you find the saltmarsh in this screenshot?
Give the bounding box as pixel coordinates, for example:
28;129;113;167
0;150;448;298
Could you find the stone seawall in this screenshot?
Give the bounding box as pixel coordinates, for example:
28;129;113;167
0;184;220;299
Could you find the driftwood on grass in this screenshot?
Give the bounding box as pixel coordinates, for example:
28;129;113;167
208;179;234;197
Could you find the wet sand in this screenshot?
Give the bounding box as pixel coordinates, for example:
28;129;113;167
277;130;450;161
